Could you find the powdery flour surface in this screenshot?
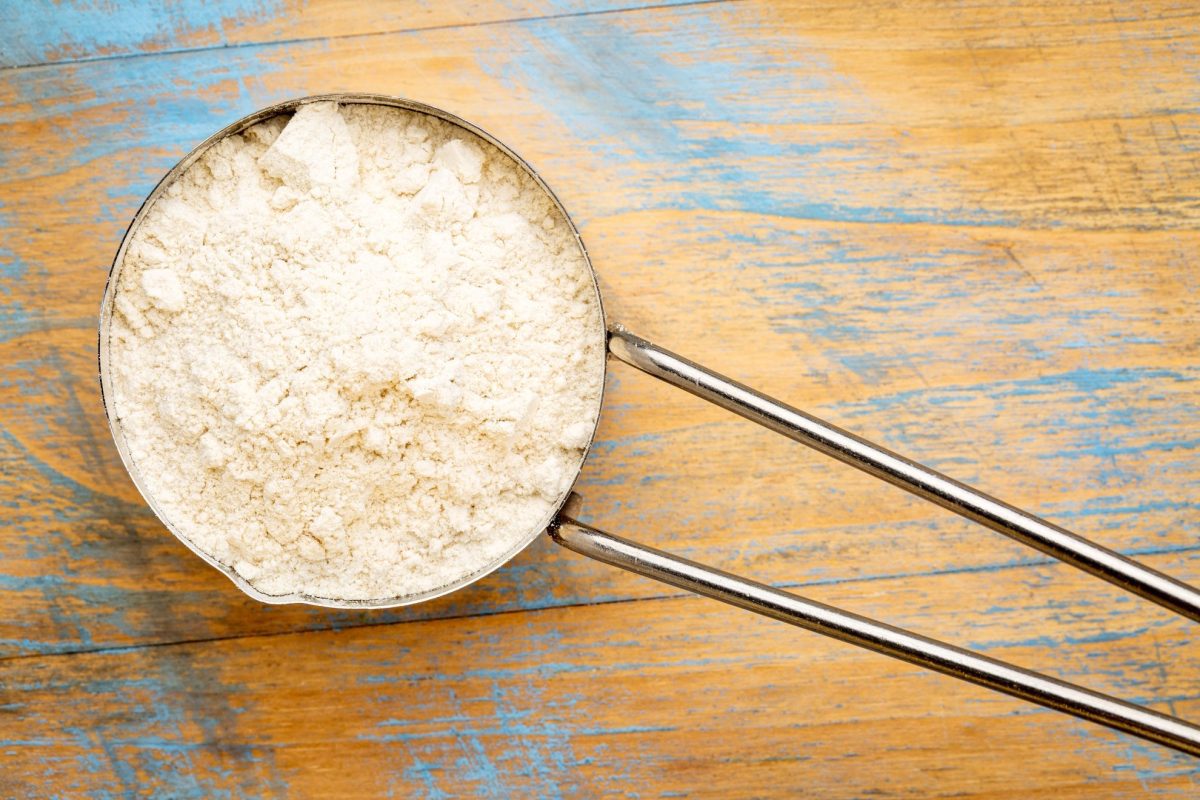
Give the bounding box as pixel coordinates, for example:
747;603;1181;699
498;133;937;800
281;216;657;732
106;102;605;603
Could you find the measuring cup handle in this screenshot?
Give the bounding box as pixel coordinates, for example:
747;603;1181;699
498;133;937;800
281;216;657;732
548;517;1200;756
606;325;1200;624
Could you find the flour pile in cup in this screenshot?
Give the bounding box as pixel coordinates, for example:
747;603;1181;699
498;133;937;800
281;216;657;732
105;101;605;602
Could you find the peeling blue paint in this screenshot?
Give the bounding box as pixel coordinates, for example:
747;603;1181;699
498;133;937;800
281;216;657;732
363;671;675;799
1;47;296;203
0;0;287;68
4;0;1199;794
478;8;1019;227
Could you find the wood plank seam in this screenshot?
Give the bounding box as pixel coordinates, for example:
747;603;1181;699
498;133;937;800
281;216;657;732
0;539;1194;664
0;0;738;73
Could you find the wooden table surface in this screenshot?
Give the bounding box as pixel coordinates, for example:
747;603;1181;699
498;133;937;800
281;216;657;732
3;1;1199;796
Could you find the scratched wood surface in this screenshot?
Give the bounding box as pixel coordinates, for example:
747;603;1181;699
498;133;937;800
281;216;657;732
1;0;1198;796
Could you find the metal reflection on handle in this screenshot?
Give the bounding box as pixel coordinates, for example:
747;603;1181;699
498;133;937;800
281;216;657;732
549;519;1200;757
554;325;1200;756
607;326;1200;624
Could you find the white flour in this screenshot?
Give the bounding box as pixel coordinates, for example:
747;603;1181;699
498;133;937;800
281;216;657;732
106;101;605;603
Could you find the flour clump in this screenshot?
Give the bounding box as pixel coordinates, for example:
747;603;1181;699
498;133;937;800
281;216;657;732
105;101;605;602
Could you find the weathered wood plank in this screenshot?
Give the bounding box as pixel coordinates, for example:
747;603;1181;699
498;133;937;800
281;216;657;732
2;1;1199;794
0;0;711;69
1;550;1197;798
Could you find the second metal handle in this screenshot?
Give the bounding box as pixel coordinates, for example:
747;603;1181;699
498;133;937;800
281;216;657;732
550;518;1200;757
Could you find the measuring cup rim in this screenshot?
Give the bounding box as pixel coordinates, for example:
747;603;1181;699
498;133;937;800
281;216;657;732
98;93;610;609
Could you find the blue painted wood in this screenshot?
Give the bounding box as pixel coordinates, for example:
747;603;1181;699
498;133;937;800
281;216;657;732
0;0;711;69
1;0;1198;795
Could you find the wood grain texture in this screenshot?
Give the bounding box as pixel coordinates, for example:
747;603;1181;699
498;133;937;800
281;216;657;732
1;0;1197;796
0;0;710;69
3;553;1200;798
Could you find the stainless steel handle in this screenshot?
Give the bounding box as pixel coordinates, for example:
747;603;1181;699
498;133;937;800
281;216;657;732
552;326;1200;755
550;518;1200;757
607;326;1200;623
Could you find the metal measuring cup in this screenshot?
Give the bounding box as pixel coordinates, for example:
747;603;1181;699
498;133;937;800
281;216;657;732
99;94;1200;756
